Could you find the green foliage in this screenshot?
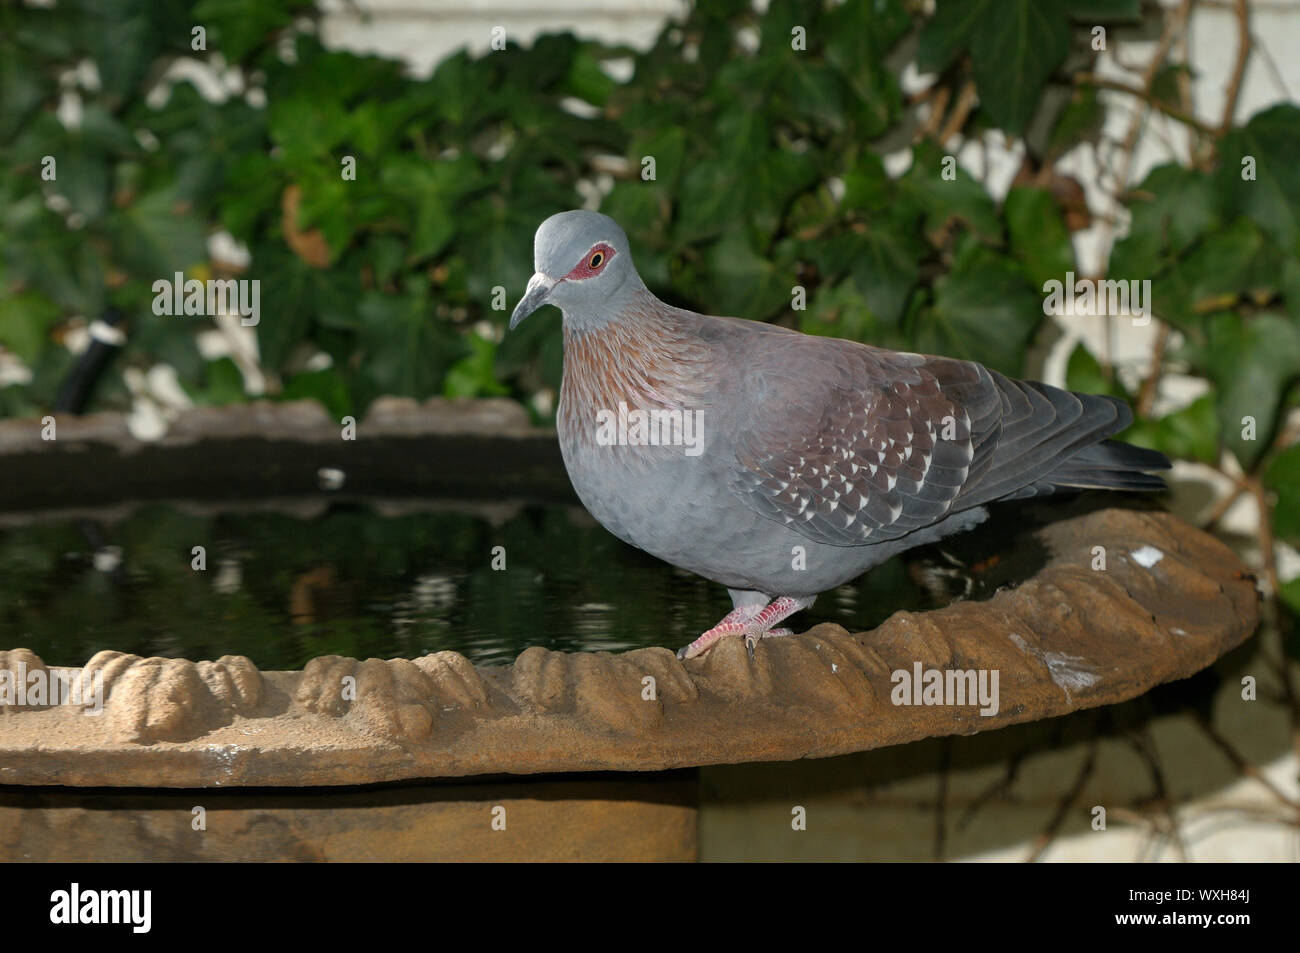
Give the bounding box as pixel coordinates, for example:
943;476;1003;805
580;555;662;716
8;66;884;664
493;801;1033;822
1;0;1064;420
917;0;1138;135
1;0;1297;577
1267;444;1300;549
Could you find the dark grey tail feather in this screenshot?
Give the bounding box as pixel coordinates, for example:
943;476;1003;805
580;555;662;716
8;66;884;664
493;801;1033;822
1040;438;1171;492
954;375;1136;508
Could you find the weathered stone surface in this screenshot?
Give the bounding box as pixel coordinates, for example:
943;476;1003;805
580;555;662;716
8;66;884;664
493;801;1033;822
362;396;535;435
0;650;47;711
412;651;493;709
0;397;571;515
0;774;699;862
0;507;1258;788
78;651;269;744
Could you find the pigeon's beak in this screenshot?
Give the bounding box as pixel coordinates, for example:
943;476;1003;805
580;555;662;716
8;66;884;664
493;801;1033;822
509;273;558;330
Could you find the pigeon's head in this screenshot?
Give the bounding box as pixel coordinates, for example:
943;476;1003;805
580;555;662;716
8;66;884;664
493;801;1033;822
509;210;641;329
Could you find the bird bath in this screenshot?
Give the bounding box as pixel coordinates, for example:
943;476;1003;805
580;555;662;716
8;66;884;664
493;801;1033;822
0;399;1260;861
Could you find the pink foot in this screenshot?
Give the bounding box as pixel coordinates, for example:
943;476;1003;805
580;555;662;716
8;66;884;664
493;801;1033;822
677;597;813;660
677;605;762;660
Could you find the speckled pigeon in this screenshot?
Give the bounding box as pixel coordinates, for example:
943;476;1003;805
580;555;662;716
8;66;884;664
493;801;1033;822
510;210;1169;660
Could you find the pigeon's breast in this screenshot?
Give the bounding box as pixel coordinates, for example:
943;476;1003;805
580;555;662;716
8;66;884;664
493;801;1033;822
557;395;718;549
555;399;890;596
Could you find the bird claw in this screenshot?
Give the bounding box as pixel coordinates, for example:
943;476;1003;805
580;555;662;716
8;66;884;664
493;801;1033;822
743;626;793;660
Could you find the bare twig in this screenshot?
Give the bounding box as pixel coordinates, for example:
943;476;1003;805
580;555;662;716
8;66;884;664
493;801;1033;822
1194;712;1300;813
1126;727;1190;861
936;78;978;147
1072;73;1217;135
1134;322;1171;418
959;750;1026;829
1025;741;1097;862
1220;0;1252;133
1273;417;1300;453
914;83;952;142
1201;483;1246;533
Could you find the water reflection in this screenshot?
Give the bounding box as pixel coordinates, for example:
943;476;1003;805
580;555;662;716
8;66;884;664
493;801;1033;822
0;499;937;669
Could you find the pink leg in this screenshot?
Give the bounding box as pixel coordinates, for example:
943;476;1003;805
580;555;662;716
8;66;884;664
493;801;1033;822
677;596;814;660
677;604;763;660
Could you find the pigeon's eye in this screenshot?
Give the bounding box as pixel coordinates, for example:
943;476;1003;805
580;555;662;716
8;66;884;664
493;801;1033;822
588;251;605;269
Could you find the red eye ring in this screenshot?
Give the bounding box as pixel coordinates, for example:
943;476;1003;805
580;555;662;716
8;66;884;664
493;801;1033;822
566;243;616;279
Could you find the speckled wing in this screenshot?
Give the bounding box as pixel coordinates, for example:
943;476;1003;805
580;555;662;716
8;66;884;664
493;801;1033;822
730;338;981;546
729;331;1142;547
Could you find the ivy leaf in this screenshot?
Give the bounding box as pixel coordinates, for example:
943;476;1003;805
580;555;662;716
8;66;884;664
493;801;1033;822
918;0;1070;134
629;127;687;188
281;366;353;419
917;0;992;72
193;0;297;64
80;0;155;102
1216;103;1300;253
565;47;616;107
1163;218;1285;327
444;333;510;398
1005;185;1075;289
802;281;890;344
1064;342;1128;400
899;143;1001;245
6;229;105;316
810;228;920;328
0;292;62;364
355;287;465;404
676;147;816;244
1110;164;1218;280
1124;394;1220;466
969;2;1071;134
193;356;248;406
1047;86;1104;158
1279;576;1300;617
268;93;351;164
458;201;541;305
54;147;111;222
694;228;793;320
106;188;208;278
1064;1;1141;20
917;239;1043;374
1203;312;1300;467
1265;444;1300;548
0;34;44;141
823;0;907;136
600;182;672;250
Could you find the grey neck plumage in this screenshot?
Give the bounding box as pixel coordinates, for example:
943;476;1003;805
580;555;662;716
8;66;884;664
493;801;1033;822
558;270;652;333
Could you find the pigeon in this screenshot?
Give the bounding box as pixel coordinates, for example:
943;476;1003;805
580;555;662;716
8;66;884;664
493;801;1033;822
510;210;1169;660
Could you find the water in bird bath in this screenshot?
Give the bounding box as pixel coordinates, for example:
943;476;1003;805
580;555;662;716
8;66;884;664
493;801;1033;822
0;498;943;669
